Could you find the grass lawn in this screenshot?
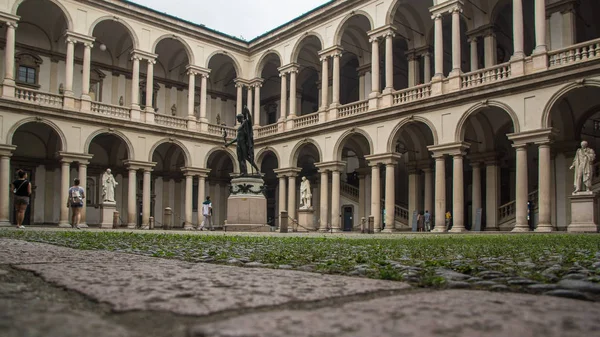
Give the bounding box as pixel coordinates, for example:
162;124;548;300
1;230;599;289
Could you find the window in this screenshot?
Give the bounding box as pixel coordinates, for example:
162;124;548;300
15;53;42;88
18;66;36;84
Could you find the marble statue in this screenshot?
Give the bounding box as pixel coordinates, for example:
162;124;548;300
216;113;221;125
171;104;177;116
300;176;312;209
119;96;124;106
224;108;260;176
570;140;596;193
101;168;119;203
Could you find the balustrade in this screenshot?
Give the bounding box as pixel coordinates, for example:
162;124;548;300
461;63;511;89
549;38;600;67
15;88;63;107
91;102;130;119
338;100;368;118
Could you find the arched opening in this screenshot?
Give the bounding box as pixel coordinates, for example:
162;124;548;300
207;54;239;126
151;142;187;228
206;149;235;228
293;35;322;113
152;38;191;115
492;0;535;63
337;15;371;105
10;121;63;225
257;53;282;125
259;150;279;226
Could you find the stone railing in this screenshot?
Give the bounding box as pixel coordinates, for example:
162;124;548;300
338;100;368;118
392;83;432;105
91;102;130;119
208;123;236;139
498;190;539;225
461;63;511;89
155;114;188;129
293;112;319;128
340;181;359;201
14;87;63;107
257;124;278;137
548;38;600;68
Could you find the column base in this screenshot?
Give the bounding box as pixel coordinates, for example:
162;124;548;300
285;118;294;130
510;55;525;76
80;96;92;112
380;92;393;108
381;228;397;233
130;106;142;121
58;222;72;228
447;72;462;92
532;50;548;72
318;110;328;123
145;111;155;124
2;80;15;98
430;76;443;96
77;223;89;229
431;227;446;233
63;94;76;110
0;221;11;227
511;224;530;232
127;223;137;229
535;224;553;232
449;227;468;233
184;223;195;230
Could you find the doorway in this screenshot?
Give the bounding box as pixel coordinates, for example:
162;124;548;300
343;205;354;231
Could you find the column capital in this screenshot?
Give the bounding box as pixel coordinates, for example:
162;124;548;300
277;63;300;74
427;142;470;157
467;23;497;39
234;78;250;87
315;161;346;172
274;167;302;178
468;151;499;165
546;0;577;17
123;160;156;171
416;159;433;171
318;46;344;59
0;13;19;26
130;49;158;62
181;167;211;177
187;64;211;77
429;0;464;17
414;45;432;56
507;128;557;146
250;77;264;87
367;24;397;40
365;153;402;166
64;31;95;45
0;144;16;157
56;152;93;164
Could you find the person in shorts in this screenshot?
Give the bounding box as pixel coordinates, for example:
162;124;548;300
199;196;213;231
12;170;31;229
67;178;85;229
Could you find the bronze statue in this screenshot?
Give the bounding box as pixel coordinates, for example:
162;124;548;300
224;107;260;176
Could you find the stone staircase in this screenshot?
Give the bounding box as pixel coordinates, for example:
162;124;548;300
340;182;409;229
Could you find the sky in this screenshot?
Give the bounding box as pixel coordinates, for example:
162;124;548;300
129;0;333;41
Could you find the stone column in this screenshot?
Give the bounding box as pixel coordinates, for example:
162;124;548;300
131;56;141;109
320;56;329;110
331;169;341;231
485;161;500;230
451;7;462;74
146;59;155;112
407;54;417;87
407;166;419;228
384;32;394;92
423;52;431;83
142;168;151;227
433;14;444;77
358;73;365;100
278;175;287;213
484;32;497;67
127;168;137;228
358;173;366;222
536;142;552;231
254;82;261;126
469;37;478;71
184;173;193;229
64;38;76;96
279;73;287;119
59;160;71;227
513;0;525;58
450;153;466;232
199;74;208;122
197;174;206;227
81;42;93;98
187;70;196;118
383;163;396;232
331;53;341;106
319;169;329;231
534;0;547;54
471;162;482;229
562;8;576;46
370;37;380;94
289;69;297;117
512;144;529;232
288;175;297;222
0;154;12;225
3;22;17;85
246;85;253;113
236;82;243;118
423;167;433;214
370;163;381;231
434;155;446;231
78;162;88;227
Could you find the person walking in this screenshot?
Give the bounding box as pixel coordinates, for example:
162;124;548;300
424;210;431;232
417;212;424;232
12;170;31;229
199;196;213;231
67;178;85;229
445;211;452;231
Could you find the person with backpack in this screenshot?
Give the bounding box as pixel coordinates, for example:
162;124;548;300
67;178;85;229
12;170;31;229
199;196;213;231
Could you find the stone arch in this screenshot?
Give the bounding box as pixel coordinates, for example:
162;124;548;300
83;129;135;160
386;1;427;45
205;50;242;77
541;79;600;128
456;100;521;142
88;16;140;50
7;117;66;151
387;116;439;153
148;139;191;167
333;128;374;162
333;11;374;46
254;50;283;78
289;138;323;167
151;34;194;64
204;146;239;173
256;146;281;169
290;32;325;63
12;0;73;30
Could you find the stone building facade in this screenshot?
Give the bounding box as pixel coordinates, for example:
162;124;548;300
0;0;598;231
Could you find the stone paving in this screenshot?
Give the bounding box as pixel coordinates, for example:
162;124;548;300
1;237;600;337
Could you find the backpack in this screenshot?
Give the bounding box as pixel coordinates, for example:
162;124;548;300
71;187;83;205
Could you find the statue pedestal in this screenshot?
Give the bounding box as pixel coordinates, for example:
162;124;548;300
568;192;598;233
297;208;315;232
100;202;117;229
225;176;269;232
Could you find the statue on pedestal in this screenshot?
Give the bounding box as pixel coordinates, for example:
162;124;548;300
101;168;118;203
224;106;260;176
171;104;177;116
300;176;312;209
570;140;596;193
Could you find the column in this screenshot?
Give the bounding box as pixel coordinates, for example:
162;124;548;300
184;173;193;229
289;70;297;116
318;170;330;231
197;175;206;227
331;53;340;105
384;32;394;92
142;168;151;227
534;0;547;54
433;14;444;77
279;73;287;118
358;174;366;222
199;74;208;121
254;82;261;126
383;163;396;232
423;168;433;215
331;169;341;231
407;167;419;228
423;52;431;83
59;160;70;227
81;42;93;97
537;143;552;231
484;32;497;67
127;168;137;228
320;56;329;109
288;174;296;222
469;37;478;71
78;162;88;226
485;161;500;230
246;85;253;113
407;54;417;87
450;153;465;232
278;175;287;212
187;70;196;118
236;82;243;118
451;7;462;74
471;163;482;229
512;144;529;231
370;37;380;94
131;56;140;108
0;154;11;224
562;8;576;46
146;59;155;112
64;38;75;95
370;163;381;231
434;155;446;231
513;0;524;58
3;22;17;84
358;72;366;100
